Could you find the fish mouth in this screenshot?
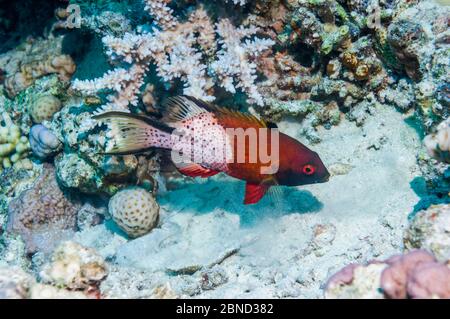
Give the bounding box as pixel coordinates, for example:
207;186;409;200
320;171;331;183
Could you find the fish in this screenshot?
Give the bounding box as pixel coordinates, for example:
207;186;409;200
93;95;330;204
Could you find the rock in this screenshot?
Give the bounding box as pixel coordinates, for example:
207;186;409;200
29;283;88;299
404;204;450;261
0;266;35;299
39;241;108;290
325;263;387;299
6;164;80;254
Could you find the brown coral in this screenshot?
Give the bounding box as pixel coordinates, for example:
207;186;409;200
0;36;76;98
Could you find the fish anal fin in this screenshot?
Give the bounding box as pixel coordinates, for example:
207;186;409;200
177;163;220;178
244;182;271;205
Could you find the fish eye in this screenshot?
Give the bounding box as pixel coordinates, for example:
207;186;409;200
302;164;315;175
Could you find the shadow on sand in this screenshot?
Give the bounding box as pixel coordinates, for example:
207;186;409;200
157;177;324;227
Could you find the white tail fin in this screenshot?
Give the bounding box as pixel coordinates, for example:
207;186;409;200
93;112;174;154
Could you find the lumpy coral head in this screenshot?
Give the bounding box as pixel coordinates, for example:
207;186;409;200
381;250;437;299
407;262;450;299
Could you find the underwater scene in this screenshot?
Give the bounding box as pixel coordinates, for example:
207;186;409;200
0;0;448;300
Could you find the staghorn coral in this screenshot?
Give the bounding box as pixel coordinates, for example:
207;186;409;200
0;112;30;172
0;36;76;98
39;241;108;292
325;250;450;299
211;19;275;105
6;164;81;254
72;0;273;118
108;187;160;238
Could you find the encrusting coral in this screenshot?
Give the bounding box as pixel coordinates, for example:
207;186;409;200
6;164;81;254
108;187;160;238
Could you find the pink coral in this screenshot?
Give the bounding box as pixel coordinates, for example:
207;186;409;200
407;262;450;299
6;164;81;254
325;250;450;299
325;263;359;286
380;250;436;299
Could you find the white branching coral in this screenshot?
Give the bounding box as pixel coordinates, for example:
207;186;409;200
212;19;274;106
143;0;178;30
72;0;273;116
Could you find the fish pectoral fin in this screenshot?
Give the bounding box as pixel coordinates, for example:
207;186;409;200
244;182;271;205
177;162;220;178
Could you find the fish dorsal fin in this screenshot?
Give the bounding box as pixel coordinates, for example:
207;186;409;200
176;162;220;178
244;182;271;205
162;95;267;129
162;95;208;123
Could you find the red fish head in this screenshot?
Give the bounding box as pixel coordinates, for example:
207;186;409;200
275;133;330;186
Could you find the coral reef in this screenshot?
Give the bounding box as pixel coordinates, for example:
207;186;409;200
383;1;449;127
108;187;160;238
6;164;81;254
0;36;76;98
404;204;450;262
0;0;447;300
40;241;108;292
325;250;450;299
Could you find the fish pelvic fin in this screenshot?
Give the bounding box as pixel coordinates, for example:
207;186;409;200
244;182;271;205
93;112;174;155
176;162;220;178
